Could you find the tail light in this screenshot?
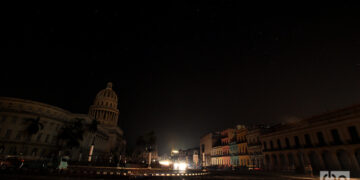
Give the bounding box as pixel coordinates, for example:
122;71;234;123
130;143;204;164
21;159;24;162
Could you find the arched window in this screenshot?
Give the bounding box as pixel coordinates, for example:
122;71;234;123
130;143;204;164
277;139;282;150
285;138;290;149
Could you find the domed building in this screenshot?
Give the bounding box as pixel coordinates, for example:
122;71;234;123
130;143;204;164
89;82;119;126
0;82;126;163
84;82;126;162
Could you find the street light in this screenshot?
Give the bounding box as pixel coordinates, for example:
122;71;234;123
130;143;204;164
88;138;95;162
146;146;152;168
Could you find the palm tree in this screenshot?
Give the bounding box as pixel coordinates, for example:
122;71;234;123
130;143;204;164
22;116;44;155
57;118;85;155
88;118;98;143
24;116;44;137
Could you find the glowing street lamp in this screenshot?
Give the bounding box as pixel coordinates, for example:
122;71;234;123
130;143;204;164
88;138;95;162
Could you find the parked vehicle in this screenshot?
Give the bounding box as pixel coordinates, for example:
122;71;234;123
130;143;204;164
0;155;24;170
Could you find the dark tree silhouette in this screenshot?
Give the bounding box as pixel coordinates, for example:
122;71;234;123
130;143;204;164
58;118;85;150
23;116;44;136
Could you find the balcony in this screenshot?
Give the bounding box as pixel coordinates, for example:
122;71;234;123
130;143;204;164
211;153;230;157
347;139;360;144
247;142;261;147
303;144;313;148
211;154;223;157
315;142;327;147
220;134;228;138
330;141;343;146
236;140;247;144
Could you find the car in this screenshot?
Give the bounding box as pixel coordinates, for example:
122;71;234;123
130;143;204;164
0;155;24;170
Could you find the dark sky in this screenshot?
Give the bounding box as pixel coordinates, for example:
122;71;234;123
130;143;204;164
1;2;360;154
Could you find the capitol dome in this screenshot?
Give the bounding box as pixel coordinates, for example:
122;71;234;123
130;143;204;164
94;82;118;109
89;82;119;126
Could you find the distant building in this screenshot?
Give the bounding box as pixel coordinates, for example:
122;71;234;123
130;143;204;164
211;146;223;166
159;153;170;161
200;132;219;167
246;126;267;169
260;104;360;175
0;82;126;163
177;147;200;168
208;125;251;168
235;126;249;167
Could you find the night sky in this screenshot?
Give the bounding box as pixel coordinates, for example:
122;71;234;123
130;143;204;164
1;2;360;154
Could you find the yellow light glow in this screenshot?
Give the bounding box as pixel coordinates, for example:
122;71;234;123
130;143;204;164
159;160;171;166
173;162;188;170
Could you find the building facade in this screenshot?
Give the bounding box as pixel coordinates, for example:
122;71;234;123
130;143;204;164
208;126;250;168
200;132;219;167
229;142;239;166
211;146;223;166
261;104;360;175
177;147;200;168
246;127;265;169
0;82;126;163
235;125;250;167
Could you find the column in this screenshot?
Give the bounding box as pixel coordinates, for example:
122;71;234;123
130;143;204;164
348;150;360;172
283;154;289;170
315;150;326;170
330;150;341;170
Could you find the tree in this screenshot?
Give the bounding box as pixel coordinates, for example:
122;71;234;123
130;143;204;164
22;116;44;155
23;116;44;137
58;118;85;153
88;118;98;134
87;118;98;145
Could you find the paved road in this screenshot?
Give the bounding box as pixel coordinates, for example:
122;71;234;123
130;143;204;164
0;174;319;180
